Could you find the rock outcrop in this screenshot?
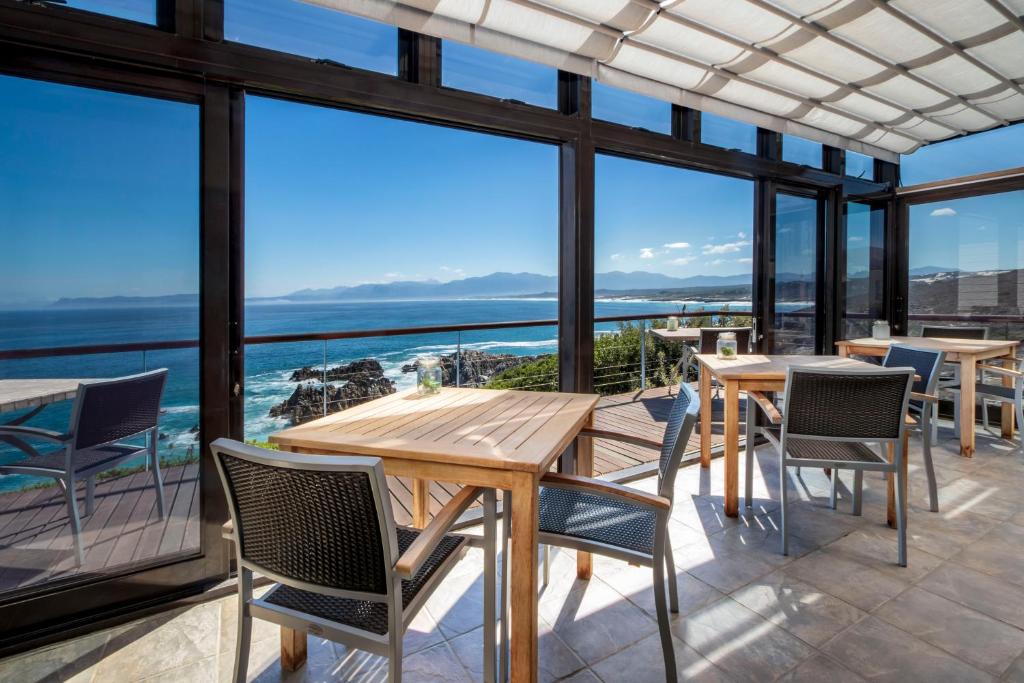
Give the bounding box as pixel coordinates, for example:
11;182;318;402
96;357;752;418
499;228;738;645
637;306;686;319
289;359;387;383
270;359;396;425
402;350;537;387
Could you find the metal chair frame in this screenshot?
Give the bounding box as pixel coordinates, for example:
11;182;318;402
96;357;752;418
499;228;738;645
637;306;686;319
0;369;168;566
950;357;1024;455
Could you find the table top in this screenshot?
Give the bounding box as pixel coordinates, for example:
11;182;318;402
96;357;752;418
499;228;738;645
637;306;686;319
836;336;1018;355
0;379;85;414
649;328;700;342
269;387;600;473
695;354;878;381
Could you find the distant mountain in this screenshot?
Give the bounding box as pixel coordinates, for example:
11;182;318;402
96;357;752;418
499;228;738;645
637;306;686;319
910;265;959;277
51;293;198;309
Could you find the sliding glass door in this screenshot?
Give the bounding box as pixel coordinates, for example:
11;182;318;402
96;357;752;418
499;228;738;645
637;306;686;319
766;190;824;354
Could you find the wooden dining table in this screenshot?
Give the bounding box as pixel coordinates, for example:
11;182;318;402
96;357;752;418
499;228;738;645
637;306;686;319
836;337;1020;457
0;378;84;423
696;354;882;518
269;386;600;683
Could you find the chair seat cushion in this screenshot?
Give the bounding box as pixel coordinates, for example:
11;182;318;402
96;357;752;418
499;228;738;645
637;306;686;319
786;438;886;465
948;383;1016;401
538;486;657;556
263;528;465;635
22;443;144;475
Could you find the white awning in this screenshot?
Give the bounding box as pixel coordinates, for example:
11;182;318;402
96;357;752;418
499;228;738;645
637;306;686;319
306;0;1024;163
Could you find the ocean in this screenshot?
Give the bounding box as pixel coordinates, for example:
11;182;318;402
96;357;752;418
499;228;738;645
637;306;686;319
0;298;750;492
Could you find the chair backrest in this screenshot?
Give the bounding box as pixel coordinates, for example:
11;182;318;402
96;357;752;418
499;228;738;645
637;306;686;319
656;383;701;499
211;438;399;601
781;367;914;443
699;327;752;355
70;369;168;451
882;344;946;397
920;325;987;340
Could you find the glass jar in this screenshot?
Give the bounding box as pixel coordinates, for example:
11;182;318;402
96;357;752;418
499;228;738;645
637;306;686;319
716;332;738;360
416;356;443;395
666;316;680;331
872;320;891;340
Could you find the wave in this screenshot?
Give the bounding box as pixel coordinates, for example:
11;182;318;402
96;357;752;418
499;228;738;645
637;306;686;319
161;404;199;415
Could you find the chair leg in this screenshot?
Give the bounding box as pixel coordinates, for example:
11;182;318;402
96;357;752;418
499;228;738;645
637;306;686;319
542;544;550;588
895;448;908;568
85;477;96;517
664;531;678;614
151;439;166;519
233;568;253;683
852;470;863;517
744;396;755;508
499;490;510;683
829;469;838;510
953;391;961;439
1016;399;1024;456
982;398;990;431
780;463;789;557
931;401;939;443
388;577;404;683
652;542;677;683
483;489;497;683
64;476;85;566
921;414;939;513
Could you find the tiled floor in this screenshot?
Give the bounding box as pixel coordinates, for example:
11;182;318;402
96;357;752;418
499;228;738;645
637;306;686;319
5;420;1024;682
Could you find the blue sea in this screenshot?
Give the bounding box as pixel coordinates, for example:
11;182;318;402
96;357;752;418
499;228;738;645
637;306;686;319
0;298;750;492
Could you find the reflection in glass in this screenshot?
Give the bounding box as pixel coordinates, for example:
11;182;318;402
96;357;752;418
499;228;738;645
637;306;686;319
774;193;818;353
846;152;874;180
700;113;757;154
62;0;155;24
442;42;556;108
783;135;823;169
901;123;1024;186
843;203;885;339
592;82;671;134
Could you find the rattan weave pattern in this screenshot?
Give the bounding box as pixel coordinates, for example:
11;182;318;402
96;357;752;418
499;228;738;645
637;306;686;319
263;528;465;636
27;444;141;473
538;486;656;556
658;388;692;482
75;371;166;450
786;371;909;439
786;438;886;464
920;326;987;340
884;345;940;394
950;382;1016;400
220;454;391;594
698;328;752;355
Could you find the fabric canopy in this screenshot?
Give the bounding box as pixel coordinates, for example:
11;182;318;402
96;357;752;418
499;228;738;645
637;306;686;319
307;0;1024;162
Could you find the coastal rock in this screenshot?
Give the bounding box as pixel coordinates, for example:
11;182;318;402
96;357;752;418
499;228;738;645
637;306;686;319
289;359;387;383
270;359;396;425
402;350;537;387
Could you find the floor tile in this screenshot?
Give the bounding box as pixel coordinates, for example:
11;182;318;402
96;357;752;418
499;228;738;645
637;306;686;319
591;632;732;683
0;627;110;683
592;555;723;619
954;523;1024;589
826;526;944;583
775;653;865;683
781;548;910;612
448;620;584;683
919;562;1024;631
141;655;217;682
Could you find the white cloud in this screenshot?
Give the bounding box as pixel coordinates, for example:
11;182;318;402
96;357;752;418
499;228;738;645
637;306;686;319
737;232;747;239
709;259;726;266
737;257;753;264
930;207;957;217
640;248;656;259
383;272;404;279
849;236;864;242
668;256;696;266
610;253;622;261
439;266;465;276
702;240;751;255
663;242;691;250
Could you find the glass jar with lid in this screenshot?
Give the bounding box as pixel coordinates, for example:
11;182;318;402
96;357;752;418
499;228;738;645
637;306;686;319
872;320;891;340
416;356;443;395
716;332;738;360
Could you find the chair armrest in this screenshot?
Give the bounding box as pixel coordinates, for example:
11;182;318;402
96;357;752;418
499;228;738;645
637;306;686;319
395;485;483;579
540;473;671;512
578;428;662;451
978;364;1024;378
0;425;68;442
747;391;782;425
222;520;234;541
911;392;938;403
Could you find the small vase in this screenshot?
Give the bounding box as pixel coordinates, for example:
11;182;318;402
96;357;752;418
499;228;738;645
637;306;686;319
717;332;738;360
666;316;679;331
872;320;891;340
416;356;443;395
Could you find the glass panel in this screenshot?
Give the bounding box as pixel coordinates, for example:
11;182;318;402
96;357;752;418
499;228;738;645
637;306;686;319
591;82;671;134
907;191;1024;341
244;96;559;466
843;202;885;339
846;151;874;180
0;75;199;595
594;154;754;399
700;112;757;154
224;0;397;75
783;135;823;169
773;193;819;353
61;0;155;24
901;123;1024;186
442;42;556;109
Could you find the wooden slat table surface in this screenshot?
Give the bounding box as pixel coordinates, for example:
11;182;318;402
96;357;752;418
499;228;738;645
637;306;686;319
0;379;84;415
836;336;1019;457
649;328;700;343
270;387;600;683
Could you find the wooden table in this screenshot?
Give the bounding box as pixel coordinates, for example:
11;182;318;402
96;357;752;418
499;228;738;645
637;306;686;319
649;327;700;343
696;354;880;518
836;337;1019;457
269;387;599;683
0;378;84;421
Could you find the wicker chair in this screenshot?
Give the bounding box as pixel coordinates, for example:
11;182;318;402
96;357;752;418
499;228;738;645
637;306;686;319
212;439;479;683
685;327;752;396
0;369;168;566
881;344;946;512
949;357;1024;454
535;384;700;683
919;325;988;340
746;367;914;566
919;325;988;437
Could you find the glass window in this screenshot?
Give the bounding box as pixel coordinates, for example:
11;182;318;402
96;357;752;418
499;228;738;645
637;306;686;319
244;97;559;477
61;0;155;24
907;191;1024;340
846;151;874;180
591;82;671;134
843;202;885;339
773;193;819;353
901;124;1024;186
442;42;556;109
0;75;199;593
225;0;397;75
700;112;757;154
594;154;754;396
783;135;823;169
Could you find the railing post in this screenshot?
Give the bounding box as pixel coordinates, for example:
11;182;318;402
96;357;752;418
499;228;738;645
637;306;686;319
322;341;328;418
142;350;147;372
455;331;462;388
639;319;647;390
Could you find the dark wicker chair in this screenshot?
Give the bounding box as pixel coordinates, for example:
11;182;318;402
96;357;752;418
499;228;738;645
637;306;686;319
949;357;1024;455
685;327;752;396
535;384;700;683
919;325;988;340
746;367;914;566
0;369;168;566
919;325;987;437
212;439;479;683
881;344;946;512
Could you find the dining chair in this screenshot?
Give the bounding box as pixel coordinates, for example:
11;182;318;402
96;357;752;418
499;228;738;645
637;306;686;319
747;367;915;566
919;325;988;437
212;438;479;683
535;384;700;683
949;357;1024;454
0;369;168;566
688;327;752;397
880;344;945;512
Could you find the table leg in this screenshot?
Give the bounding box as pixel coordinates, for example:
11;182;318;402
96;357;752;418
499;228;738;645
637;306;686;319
280;624;307;672
724;381;740;518
509;473;539;683
576;413;594;580
412;478;430;528
837;345;850;359
1001;353;1015;439
886;431;909;529
699;366;712;468
960;354;977;458
483;489;498;683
